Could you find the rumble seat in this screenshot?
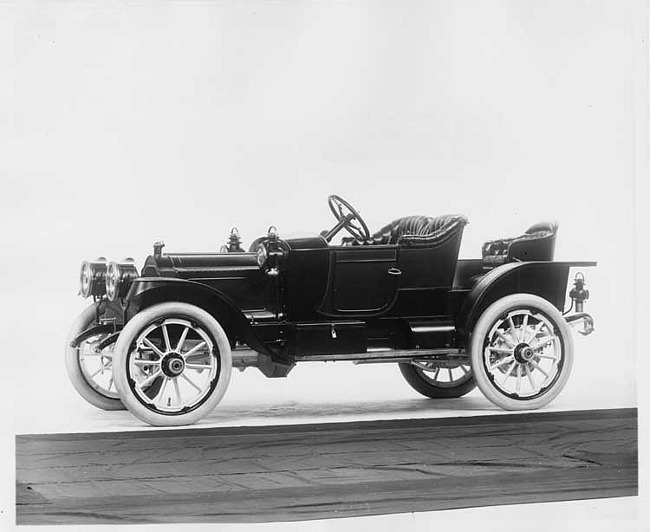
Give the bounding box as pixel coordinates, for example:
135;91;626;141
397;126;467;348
367;214;469;247
482;221;558;267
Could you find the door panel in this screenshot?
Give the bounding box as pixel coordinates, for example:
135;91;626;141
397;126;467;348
319;246;399;315
384;238;462;318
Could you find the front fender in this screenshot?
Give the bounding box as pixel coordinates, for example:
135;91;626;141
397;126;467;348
125;277;279;360
457;261;596;340
69;323;114;348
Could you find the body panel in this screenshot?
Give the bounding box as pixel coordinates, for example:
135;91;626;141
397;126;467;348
119;221;595;367
125;277;284;361
456;261;597;340
150;252;272;313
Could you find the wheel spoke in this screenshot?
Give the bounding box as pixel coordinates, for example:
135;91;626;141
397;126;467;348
501;361;517;384
155;377;170;406
181;372;203;393
521;314;529;342
176;326;190;352
133;359;161;367
142;338;165;358
162;324;172;352
173;378;182;406
89;367;103;379
525;321;544;344
107;376;114;391
490;355;514;371
530;360;550;378
496;329;516;348
532;336;555;350
508;317;518;342
182;341;207;359
536;353;559;361
447;368;453;381
515;364;522;394
524;365;536;391
460;365;469;374
137;370;162;390
186;363;212;370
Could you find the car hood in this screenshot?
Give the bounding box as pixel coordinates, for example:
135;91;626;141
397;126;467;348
143;251;259;279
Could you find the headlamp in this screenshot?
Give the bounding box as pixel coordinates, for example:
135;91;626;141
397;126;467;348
79;258;108;298
105;258;139;301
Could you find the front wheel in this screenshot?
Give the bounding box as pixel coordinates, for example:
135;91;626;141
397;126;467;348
112;302;232;426
65;302;125;411
470;294;573;410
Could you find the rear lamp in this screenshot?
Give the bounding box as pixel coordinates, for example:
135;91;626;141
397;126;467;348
79;258;108;298
105;258;139;301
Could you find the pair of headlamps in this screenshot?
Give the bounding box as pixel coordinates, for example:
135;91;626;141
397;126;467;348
79;258;138;301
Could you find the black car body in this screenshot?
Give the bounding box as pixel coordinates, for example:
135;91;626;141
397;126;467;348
67;195;595;426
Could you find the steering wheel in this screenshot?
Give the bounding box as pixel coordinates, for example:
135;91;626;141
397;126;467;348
324;195;371;243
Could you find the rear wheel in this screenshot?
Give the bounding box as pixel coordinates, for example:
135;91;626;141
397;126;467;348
470;294;573;410
113;302;232;426
399;361;476;398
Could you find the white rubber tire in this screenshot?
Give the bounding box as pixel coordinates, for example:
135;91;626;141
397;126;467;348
113;302;232;426
470;294;573;411
65;303;126;411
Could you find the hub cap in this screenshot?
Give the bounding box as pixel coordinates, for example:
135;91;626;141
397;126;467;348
513;343;535;363
482;309;563;399
161;353;186;377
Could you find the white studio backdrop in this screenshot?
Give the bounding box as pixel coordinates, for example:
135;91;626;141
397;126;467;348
1;0;646;529
0;1;644;522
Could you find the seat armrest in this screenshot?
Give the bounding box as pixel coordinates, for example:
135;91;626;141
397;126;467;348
482;237;515;258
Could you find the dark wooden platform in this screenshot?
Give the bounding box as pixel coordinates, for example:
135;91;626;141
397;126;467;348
16;408;637;525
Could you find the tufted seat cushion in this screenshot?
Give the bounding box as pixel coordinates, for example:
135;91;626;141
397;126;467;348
482;221;558;267
367;214;469;247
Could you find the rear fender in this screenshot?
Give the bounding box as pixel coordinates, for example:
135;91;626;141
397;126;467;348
457;261;596;342
125;278;278;360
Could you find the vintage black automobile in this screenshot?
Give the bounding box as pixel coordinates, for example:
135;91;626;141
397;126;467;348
66;195;595;426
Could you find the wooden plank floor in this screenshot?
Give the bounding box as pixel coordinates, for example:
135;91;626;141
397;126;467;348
16;408;637;525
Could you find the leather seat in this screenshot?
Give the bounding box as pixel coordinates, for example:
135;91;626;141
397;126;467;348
368;214;469;247
482;221;558;267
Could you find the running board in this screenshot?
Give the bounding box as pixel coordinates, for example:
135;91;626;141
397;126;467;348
294;348;466;363
232;347;467;368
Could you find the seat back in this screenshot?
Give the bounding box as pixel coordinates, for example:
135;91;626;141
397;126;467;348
482;221;558;267
370;214;468;247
